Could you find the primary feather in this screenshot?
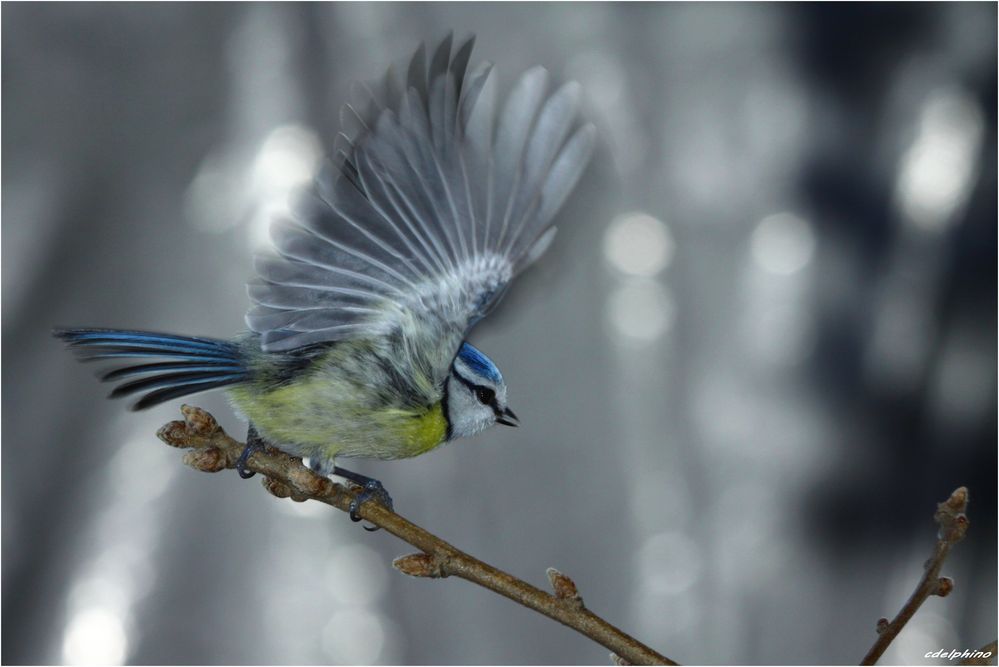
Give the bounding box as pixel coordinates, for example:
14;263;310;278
250;33;596;393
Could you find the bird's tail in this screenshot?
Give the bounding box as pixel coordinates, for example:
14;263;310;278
54;328;250;410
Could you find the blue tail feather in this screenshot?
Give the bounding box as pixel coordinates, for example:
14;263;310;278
61;329;225;352
54;328;249;410
72;350;239;364
101;361;245;381
108;371;248;399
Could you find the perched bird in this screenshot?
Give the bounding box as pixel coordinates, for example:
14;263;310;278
55;33;595;522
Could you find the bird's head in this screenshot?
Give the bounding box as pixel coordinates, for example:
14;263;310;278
445;342;518;440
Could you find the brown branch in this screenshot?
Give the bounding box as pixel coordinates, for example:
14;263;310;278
860;487;971;665
158;405;677;666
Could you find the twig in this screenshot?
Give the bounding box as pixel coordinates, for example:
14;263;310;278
158;405;677;666
860;487;971;665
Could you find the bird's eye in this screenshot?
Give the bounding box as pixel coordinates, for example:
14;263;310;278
475;387;496;405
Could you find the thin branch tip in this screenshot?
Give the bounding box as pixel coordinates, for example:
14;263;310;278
860;486;973;665
936;486;970;543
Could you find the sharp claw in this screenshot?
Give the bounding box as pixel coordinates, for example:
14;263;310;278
235;443;260;479
332;467;394;530
346;479;393;531
349;498;380;531
237;425;265;480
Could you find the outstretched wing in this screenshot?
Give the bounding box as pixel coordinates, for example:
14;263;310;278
248;33;595;384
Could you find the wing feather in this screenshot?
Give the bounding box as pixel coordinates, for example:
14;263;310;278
355;147;439;272
406;42;428;104
530;123;597;244
248;34;594;366
429;32;453;82
287;190;421;285
395;90;467;265
460;64;497;255
503;81;582;255
450;35;475;98
491;67;549;251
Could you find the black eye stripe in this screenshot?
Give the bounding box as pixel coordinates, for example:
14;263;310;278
451;370;500;412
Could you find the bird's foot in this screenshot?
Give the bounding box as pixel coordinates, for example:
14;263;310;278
333;466;394;532
349;480;395;527
236;425;266;479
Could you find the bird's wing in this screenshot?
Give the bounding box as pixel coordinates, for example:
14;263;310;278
247;33;595;381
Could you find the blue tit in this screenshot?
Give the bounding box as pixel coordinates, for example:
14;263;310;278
55;33;595;520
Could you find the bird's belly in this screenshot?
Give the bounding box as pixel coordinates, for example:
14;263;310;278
226;381;447;462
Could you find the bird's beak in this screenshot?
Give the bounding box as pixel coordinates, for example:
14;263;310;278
496;406;519;427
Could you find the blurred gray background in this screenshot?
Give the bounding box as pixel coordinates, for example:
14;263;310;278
3;3;996;665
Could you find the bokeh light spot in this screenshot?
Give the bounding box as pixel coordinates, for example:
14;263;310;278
62;607;128;665
604;212;675;277
250;124;322;247
896;88;982;231
252;125;321;193
750;213;815;276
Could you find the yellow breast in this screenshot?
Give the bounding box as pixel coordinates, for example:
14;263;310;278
389;401;449;457
228;376;448;461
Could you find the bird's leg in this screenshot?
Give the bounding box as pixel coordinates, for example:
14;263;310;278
333;466;394;532
236;424;266;479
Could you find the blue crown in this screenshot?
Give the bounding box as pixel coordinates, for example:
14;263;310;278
457;342;503;383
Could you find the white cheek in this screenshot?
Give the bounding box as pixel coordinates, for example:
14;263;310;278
448;389;496;440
